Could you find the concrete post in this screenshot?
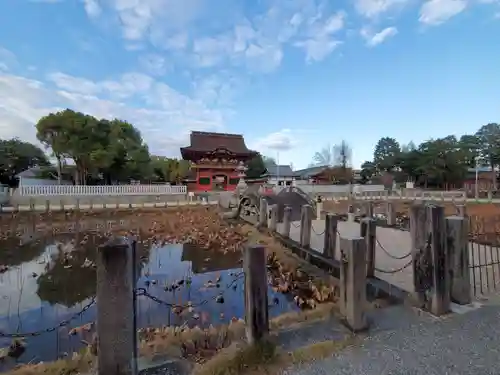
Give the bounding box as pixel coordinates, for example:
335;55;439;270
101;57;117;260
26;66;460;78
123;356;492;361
455;204;466;217
427;205;450;315
45;200;50;213
243;245;269;344
316;201;323;220
299;204;313;248
323;213;338;259
29;198;35;212
96;236;138;375
60;199;65;212
365;202;374;218
347;204;355;222
488;190;493;202
360;217;376;278
268;204;278;232
259;197;267;227
410;203;427;307
386;201;395;226
446;216;471;305
281;205;292;238
339;236;368;332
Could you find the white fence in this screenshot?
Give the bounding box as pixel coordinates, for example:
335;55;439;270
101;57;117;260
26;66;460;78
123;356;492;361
18;184;187;196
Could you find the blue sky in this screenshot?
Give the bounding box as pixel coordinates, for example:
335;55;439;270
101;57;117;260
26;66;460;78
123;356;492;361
0;0;499;169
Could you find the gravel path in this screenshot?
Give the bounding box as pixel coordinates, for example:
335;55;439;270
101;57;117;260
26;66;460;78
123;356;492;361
280;302;500;375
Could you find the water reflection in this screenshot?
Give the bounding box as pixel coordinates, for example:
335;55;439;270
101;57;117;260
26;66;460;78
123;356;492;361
0;221;298;368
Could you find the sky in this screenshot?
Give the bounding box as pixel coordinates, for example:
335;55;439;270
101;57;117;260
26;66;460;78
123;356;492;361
0;0;499;170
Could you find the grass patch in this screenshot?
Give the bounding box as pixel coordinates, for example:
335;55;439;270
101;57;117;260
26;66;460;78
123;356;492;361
4;350;93;375
192;339;277;375
193;335;358;375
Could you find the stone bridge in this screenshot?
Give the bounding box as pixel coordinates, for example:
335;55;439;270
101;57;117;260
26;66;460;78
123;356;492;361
237;186;316;222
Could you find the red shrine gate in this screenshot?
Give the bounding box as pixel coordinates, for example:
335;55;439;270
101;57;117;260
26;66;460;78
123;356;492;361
180;131;257;192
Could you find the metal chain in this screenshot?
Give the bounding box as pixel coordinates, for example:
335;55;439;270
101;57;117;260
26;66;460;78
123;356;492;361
374;259;412;274
311;225;325;236
375;238;412;260
0;297;96;338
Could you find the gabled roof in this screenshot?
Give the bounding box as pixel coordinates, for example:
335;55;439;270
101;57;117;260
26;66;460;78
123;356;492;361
294;165;329;179
180;131;257;159
265;164;295;177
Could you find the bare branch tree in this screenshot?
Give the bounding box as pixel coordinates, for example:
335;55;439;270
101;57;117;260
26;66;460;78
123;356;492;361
333;140;352;169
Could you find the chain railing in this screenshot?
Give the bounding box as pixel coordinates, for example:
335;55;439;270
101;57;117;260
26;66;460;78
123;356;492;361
375;237;412;260
374;260;413;274
0;297;96;338
0;273;247;339
311;224;325;236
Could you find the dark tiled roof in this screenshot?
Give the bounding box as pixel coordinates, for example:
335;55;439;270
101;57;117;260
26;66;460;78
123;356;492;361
180;131;256;158
266;164;295;177
294;165;329;179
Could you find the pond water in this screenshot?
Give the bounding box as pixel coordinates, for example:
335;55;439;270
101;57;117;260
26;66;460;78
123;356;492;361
0;223;298;369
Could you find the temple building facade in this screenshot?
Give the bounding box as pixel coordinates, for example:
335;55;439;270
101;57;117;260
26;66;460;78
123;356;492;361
180;131;257;192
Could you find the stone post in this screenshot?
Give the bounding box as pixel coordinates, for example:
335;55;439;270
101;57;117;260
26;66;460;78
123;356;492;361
386;201;395;226
427;205;450;315
96;236;138;375
268;204;278;232
323;213;338;259
360;217;376;278
339;236;368;332
410;203;427;307
316;196;323;220
347;204;355;222
488;190;493;201
365;202;374;218
259;197;268;227
45;199;50;213
243;245;269;344
455;204;466;217
281;205;292;238
446;216;471;305
299;204;313;248
60;199;65;212
29;198;35;212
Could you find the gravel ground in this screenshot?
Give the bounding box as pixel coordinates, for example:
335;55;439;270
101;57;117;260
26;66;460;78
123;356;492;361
280;301;500;375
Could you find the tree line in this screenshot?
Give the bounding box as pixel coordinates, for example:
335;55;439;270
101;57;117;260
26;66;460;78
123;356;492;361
360;123;500;189
0;109;271;187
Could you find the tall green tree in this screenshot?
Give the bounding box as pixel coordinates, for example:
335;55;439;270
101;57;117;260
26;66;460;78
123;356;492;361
246;154;267;179
0;138;50;186
360;161;376;183
262;156;277;166
36;110;151;184
475;123;500;190
373;137;400;172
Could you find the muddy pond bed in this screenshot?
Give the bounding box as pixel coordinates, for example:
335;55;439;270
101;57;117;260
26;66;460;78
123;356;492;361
0;225;299;370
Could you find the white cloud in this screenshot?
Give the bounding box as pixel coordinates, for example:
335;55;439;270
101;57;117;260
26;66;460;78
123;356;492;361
0;70;225;156
294;11;345;62
253;129;297;152
138;54;169;76
84;0;347;70
419;0;467;25
354;0;409;18
0;47;17;71
82;0;101;18
361;26;398;46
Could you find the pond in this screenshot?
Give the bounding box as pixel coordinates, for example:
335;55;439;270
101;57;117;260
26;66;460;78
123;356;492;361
0;222;299;370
